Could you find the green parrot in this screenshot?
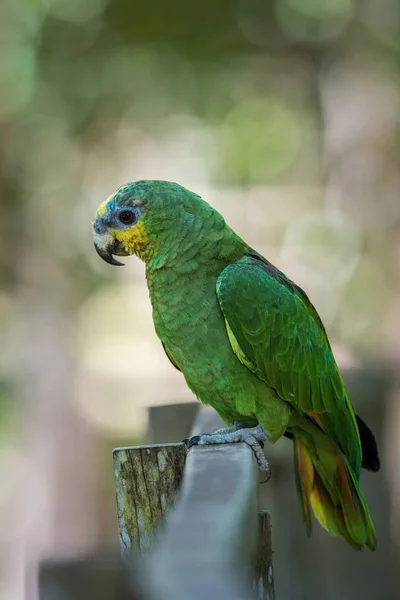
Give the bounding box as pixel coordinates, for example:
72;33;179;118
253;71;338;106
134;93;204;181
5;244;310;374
93;180;379;550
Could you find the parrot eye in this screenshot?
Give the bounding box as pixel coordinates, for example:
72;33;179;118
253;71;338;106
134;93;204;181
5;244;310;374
119;210;136;225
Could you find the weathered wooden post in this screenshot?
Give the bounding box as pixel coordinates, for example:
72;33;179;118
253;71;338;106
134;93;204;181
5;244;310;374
113;405;275;600
254;511;275;600
113;443;186;556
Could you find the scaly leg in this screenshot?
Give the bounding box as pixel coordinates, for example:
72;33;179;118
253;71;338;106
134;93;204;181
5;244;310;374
183;423;270;481
182;421;247;445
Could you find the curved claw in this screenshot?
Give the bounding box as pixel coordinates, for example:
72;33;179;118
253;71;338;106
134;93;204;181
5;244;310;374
182;435;201;449
261;471;271;484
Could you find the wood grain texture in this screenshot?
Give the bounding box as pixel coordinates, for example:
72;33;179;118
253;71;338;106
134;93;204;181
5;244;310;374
113;443;186;556
253;511;275;600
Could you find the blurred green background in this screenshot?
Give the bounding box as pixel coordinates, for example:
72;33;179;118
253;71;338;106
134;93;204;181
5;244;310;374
1;0;399;598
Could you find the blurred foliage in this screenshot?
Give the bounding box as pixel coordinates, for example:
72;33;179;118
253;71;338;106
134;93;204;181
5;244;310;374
0;0;399;597
1;0;399;474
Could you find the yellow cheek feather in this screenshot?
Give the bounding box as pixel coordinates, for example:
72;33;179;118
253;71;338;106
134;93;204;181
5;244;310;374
110;220;148;258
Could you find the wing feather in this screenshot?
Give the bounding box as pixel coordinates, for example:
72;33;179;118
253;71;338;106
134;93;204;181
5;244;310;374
216;253;362;475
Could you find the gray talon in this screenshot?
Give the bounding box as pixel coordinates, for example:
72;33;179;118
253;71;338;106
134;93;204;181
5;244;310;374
192;423;270;478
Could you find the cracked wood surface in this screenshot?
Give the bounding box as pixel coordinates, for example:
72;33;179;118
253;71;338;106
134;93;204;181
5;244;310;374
113;443;186;556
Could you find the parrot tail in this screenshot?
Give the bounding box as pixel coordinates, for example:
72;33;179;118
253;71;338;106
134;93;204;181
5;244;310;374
293;437;376;550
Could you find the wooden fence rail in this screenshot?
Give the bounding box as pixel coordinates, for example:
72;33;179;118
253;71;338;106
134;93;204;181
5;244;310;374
139;442;258;600
114;406;275;600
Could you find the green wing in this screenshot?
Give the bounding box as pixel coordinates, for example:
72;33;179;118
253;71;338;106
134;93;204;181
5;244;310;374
216;253;362;476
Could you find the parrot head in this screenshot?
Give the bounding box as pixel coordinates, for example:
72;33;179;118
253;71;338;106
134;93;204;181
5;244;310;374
92;180;202;266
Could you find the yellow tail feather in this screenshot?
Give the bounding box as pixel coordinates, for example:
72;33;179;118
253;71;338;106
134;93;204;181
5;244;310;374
293;438;376;550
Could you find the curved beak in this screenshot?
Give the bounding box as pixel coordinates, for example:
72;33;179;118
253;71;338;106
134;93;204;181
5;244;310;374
93;227;125;267
94;242;125;266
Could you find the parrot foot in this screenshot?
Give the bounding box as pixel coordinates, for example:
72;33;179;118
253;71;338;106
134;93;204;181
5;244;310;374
182;421;246;448
183;424;270;481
